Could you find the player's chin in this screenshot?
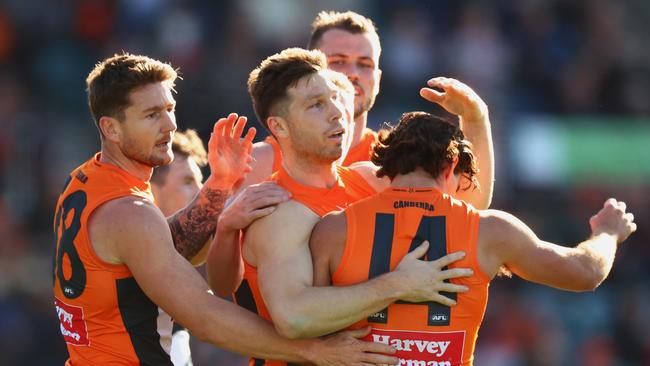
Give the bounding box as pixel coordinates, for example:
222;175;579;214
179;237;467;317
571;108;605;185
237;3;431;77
149;152;173;167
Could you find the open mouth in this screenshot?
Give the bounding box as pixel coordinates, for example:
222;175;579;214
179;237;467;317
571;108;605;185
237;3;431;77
155;137;171;148
328;129;346;140
354;85;362;96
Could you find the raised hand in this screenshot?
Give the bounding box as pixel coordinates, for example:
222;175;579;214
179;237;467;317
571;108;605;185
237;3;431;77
220;182;291;231
207;113;256;190
393;241;472;305
590;198;637;244
420;77;488;123
307;327;398;366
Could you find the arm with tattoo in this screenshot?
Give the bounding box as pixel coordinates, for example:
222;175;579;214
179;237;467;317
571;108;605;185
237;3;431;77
168;186;229;260
169;113;256;261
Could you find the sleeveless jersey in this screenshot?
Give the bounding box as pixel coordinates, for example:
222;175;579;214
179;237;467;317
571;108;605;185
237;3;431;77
263;136;283;173
53;153;173;365
235;164;377;366
342;128;378;166
334;188;489;366
263;128;377;173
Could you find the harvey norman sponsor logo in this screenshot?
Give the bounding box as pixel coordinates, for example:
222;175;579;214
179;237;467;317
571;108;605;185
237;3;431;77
365;328;465;366
55;297;89;346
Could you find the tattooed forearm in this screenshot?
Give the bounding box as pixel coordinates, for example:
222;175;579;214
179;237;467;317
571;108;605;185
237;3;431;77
168;187;229;260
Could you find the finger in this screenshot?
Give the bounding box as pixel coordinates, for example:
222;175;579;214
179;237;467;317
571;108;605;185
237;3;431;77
624;212;634;222
252;181;289;192
250;206;277;220
223;113;237;137
408;240;429;259
427;76;449;87
430;293;457;307
439;267;474;281
630;222;637;232
232;115;248;139
243;127;256;146
436;282;470;293
344;326;371;339
213;117;227;136
432;251;466;268
357;340;397;356
604;198;617;208
247;189;289;204
420;87;445;104
251;194;290;208
617;201;627;212
359;352;399;365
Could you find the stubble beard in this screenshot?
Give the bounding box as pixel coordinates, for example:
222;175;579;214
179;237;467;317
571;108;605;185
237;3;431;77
354;94;375;119
122;136;172;168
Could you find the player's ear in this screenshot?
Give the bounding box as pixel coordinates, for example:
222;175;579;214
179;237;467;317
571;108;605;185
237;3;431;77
444;157;459;180
98;116;122;143
268;116;289;139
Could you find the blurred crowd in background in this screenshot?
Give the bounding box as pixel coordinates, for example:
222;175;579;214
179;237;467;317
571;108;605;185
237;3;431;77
0;0;649;365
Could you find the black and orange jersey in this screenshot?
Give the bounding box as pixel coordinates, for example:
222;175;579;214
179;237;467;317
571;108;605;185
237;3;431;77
334;188;489;366
263;136;283;174
53;153;173;365
235;164;377;366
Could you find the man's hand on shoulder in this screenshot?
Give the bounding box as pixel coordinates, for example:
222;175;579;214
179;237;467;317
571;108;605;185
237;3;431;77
221;182;290;231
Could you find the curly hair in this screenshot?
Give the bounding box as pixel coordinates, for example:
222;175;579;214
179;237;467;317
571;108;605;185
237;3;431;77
371;111;479;191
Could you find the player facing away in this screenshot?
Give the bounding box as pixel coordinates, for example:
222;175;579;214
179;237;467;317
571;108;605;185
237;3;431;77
310;111;637;366
52;52;399;366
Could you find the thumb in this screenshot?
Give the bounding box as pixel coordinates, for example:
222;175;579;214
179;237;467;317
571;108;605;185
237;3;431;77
408;240;429;259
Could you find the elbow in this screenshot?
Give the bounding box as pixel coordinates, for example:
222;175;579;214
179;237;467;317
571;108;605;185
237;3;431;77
570;269;607;292
272;311;310;340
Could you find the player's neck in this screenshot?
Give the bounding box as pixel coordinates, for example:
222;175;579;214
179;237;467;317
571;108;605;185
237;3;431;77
99;144;153;182
390;170;446;193
281;152;338;189
350;113;368;148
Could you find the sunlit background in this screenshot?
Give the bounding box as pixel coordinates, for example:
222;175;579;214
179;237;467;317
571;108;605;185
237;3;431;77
1;0;649;365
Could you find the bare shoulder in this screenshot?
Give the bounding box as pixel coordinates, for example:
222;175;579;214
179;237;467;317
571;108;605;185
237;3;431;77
244;199;320;264
312;211;347;241
236;142;275;190
248;199;319;236
310;211;347;257
477;209;539;270
89;196;169;264
251;141;275;169
479;209;526;239
348;161;389;191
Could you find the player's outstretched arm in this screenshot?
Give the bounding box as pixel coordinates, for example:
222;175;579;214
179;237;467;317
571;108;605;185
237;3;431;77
420;77;494;209
90;197;398;365
206;181;290;297
478;198;636;291
250;205;472;339
167;114;255;261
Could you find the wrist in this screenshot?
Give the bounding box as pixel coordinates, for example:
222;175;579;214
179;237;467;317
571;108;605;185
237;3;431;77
460;104;489;124
591;231;619;242
204;175;235;192
295;339;319;364
378;271;408;302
